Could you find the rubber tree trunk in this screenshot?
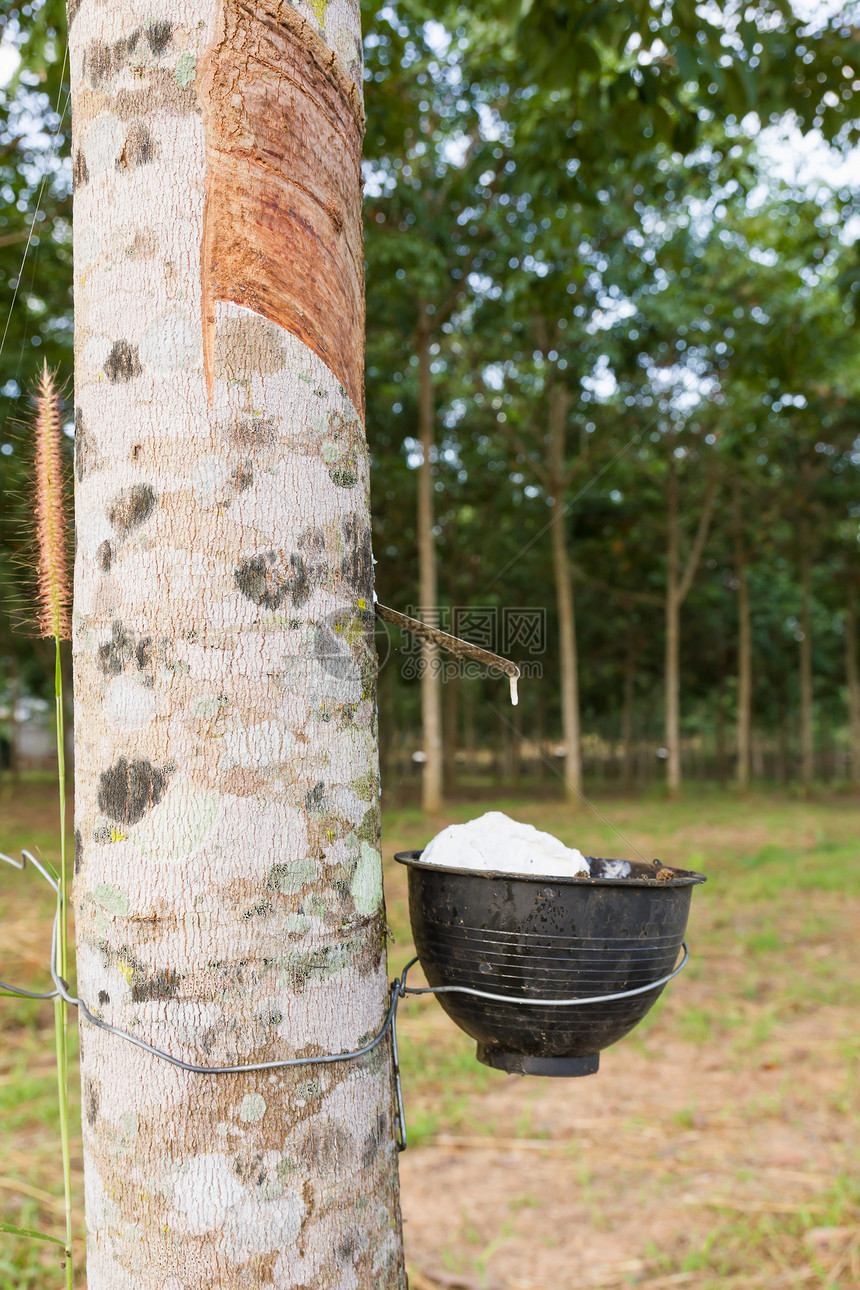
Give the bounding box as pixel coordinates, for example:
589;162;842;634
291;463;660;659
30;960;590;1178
663;456;715;800
70;6;405;1287
621;614;638;792
664;461;682;799
443;671;458;798
845;587;860;788
547;385;582;802
799;546;815;792
733;485;752;791
416;317;443;813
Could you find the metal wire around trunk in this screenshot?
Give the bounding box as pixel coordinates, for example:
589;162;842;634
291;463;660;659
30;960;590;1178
1;848;690;1150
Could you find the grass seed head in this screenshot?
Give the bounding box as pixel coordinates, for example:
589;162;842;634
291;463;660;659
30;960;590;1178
33;361;71;641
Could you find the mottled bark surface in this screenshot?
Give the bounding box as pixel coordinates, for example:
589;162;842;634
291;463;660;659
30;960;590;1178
70;3;404;1286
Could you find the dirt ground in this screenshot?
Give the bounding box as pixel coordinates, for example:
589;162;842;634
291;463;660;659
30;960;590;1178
1;782;858;1288
398;1007;857;1289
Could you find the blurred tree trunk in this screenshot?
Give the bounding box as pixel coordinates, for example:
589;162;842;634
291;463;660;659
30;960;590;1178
799;540;815;793
664;455;716;800
70;5;405;1286
416;314;443;813
443;672;458;798
533;683;547;785
715;671;727;787
733;482;752;791
777;711;788;785
464;680;476;776
621;609;641;792
548;384;583;802
844;580;860;789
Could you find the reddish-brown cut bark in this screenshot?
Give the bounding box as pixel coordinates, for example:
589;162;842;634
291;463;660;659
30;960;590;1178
200;1;365;415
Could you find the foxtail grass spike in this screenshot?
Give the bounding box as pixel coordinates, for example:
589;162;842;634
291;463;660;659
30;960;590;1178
33;362;70;642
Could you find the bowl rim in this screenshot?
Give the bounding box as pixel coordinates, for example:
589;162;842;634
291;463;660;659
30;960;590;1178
394;850;707;888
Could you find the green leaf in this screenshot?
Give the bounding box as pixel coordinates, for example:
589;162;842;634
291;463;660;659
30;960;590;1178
0;1221;67;1248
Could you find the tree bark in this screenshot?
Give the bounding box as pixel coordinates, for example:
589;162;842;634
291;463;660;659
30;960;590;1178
663;455;716;800
70;6;404;1287
845;582;860;789
548;384;582;802
799;544;815;793
733;484;752;791
416;316;443;813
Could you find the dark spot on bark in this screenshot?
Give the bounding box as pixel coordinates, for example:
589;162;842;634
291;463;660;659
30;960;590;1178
97;619;134;676
97;540;112;573
233;550;310;610
146;20;173;54
97;757;166;825
84;1078;99;1127
340;518;373;601
113;72;198;120
361;1110;387;1169
72;149;89;189
305;1124;353;1176
242;900;274;921
135;636;152;670
234;1151;267;1188
108;483;156;535
234;553;286;610
74;828;83;875
289;553;309;606
84;31;141;90
357;805;380;848
338;1233;357;1261
224;412;277;453
329;463;357;489
117;121;156;169
74;407;100;481
298;527;325;553
104;338;142;383
231;461;253;492
104;340;142;383
67;0;82;25
97;990;110;1005
130;967;179;1002
305;782;325;816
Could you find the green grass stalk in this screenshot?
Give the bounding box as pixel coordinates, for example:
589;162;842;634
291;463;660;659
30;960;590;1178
53;639;72;1290
33;365;73;1289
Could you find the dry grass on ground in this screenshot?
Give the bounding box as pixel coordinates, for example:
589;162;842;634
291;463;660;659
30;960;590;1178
0;780;858;1288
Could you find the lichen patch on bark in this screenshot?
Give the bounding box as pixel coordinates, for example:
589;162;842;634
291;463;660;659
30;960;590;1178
200;0;365;415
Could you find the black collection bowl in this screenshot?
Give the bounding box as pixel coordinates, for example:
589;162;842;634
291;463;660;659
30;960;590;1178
395;852;706;1076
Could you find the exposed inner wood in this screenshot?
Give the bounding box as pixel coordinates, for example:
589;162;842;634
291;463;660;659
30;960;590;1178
200;1;365;415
